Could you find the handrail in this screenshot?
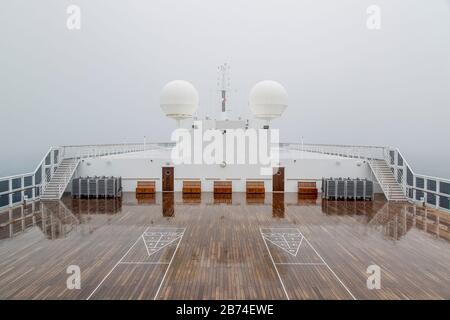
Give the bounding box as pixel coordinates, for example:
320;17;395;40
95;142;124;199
0;147;59;181
383;147;448;211
284;142;387;160
0;147;63;202
286;142;448;211
60;142;174;148
281;142;386;149
1;141;448;211
368;161;398;200
55;160;80;199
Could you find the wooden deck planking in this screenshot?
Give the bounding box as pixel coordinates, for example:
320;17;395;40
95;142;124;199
0;192;448;300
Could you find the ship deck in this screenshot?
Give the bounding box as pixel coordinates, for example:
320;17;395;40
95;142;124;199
0;193;449;300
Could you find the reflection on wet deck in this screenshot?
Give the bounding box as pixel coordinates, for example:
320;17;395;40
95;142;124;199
0;201;78;240
1;193;448;243
320;197;450;242
0;198;122;240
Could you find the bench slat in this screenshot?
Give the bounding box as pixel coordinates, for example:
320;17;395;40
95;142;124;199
136;180;155;194
214;181;232;194
298;181;318;195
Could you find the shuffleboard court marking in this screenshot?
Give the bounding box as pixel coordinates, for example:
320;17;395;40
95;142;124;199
86;226;185;300
153;227;185;300
260;227;356;300
142;230;184;257
302;234;356;300
86;226;150;300
260;228;290;300
119;261;169;265
261;231;303;256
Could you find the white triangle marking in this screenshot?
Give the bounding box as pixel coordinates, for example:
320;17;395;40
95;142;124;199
262;232;303;257
142;231;183;257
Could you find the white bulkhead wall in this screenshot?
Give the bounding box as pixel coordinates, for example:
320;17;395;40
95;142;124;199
75;158;382;193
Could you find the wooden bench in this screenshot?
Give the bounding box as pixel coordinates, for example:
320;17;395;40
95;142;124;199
298;181;318;196
182;180;201;194
246;181;265;194
214;181;232;194
136;181;155;194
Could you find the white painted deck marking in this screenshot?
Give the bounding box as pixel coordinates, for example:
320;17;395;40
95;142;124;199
86;226;185;300
260;228;290;300
142;230;184;257
153;228;185;300
87;227;150;300
260;227;356;300
261;231;303;256
302;235;356;300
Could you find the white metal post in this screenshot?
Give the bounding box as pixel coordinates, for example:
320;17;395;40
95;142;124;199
8;179;12;208
436;181;440;209
21;176;24;205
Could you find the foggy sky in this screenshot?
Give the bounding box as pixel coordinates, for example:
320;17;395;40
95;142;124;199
1;0;449;178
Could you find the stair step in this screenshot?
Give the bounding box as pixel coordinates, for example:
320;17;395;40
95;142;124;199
370;160;408;201
40;160;80;200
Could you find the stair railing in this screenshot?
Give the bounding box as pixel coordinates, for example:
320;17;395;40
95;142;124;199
56;160;80;199
369;161;392;200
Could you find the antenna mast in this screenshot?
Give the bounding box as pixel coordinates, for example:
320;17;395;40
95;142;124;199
217;63;231;120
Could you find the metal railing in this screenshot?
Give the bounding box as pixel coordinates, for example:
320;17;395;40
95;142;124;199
0;143;160;209
282;142;387;160
1;142;449;212
285;142;449;212
0;147;64;209
41;159;81;199
0;142;176;209
386;148;450;212
57;160;80;199
61;143;155;159
368;161;392;200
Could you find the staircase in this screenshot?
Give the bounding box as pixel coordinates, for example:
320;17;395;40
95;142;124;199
41;158;80;200
369;160;407;202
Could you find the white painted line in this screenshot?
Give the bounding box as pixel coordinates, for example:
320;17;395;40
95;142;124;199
275;262;326;266
262;227;357;300
142;234;152;257
262;232;303;257
298;235;304;252
142;233;183;257
86;227;150;300
260;228;290;300
119;261;169;265
143;227;184;231
153;228;185;300
302;236;357;300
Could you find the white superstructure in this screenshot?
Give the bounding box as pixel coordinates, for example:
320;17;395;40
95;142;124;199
0;66;449;213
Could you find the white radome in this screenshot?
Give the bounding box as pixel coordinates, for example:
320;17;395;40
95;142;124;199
160;80;199;120
249;80;288;121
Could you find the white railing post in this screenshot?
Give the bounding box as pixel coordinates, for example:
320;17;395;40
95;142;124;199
402;161;407;195
436;180;440;209
8;179;12;208
21;176;24;205
41;163;45;192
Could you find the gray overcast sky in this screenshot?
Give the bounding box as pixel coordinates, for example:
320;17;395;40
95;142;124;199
1;0;449;178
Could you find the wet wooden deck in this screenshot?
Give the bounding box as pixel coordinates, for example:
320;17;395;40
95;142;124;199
0;193;449;300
